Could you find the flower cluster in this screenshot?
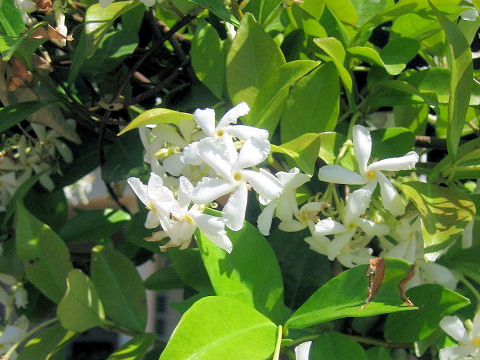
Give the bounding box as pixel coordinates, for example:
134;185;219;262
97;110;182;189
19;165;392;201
130;104;460;292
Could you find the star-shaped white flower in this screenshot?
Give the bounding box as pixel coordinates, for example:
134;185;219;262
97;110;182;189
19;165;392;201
192;136;282;231
439;313;480;360
257;167;311;236
152;176;232;253
318;125;419;216
127;173;176;229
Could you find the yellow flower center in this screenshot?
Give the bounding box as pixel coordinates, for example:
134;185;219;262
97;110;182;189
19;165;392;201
148;202;157;213
234;172;242;181
472;338;480;346
184;214;195;225
347;223;356;231
216;129;225;137
366;170;376;180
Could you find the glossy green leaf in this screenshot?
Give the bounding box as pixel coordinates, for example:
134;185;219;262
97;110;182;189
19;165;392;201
246;60;319;137
169;248;212;293
107;333;156;359
85;1;141;58
0;0;25;36
91;246;147;332
366;347;393;360
58;209;130;244
57;269;105;332
0;101;56;132
271;133;321;176
144;267;184;290
197;220;285;323
118;108;193;135
243;0;282;24
385;284;470;343
430;2;473;158
300;0;325;18
288;5;327;37
317;132;348;165
325;0;357;26
159;296;277;360
309;331;368;360
17;324;76;360
314;37;352;97
226;13;285;106
15;203;73;303
285;258;417;330
350;0;393;27
401;182;476;254
393;104;429;135
191;20;225;99
187;0;239;25
23;189;68;232
370;127;415;159
280;62;339;142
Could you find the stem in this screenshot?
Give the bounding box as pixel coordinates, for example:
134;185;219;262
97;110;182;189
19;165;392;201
4;317;59;359
231;0;244;19
272;325;283;360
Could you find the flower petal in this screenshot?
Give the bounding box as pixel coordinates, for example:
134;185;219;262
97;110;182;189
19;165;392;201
217;101;250;129
178;176;194;209
241;169;283;204
258;201;276;236
353;125;372;175
368;151;419;172
145;210;160;229
420;263;458;290
294;341;312;360
198;138;235;180
276;192;296;222
225;124;268;140
439;345;477;360
204;232;233;253
279;220;306;232
327;230;355;261
344;188;373;225
191;177;235;204
163;153;184;177
152;124;186;147
315;218;347;236
440;316;469;344
127;177;149;206
222;183;248;231
305;235;330;255
181;142;203;165
233;137;270;171
386;240;416;263
354;218;390;237
194;108;216;137
377;172;405;216
318;165;366;185
277;168;311;189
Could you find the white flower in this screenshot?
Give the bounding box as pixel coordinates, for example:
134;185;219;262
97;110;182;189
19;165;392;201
295;341;312;360
439;313;480;360
0;172;18;211
63;173;95;206
192;136;282;231
127;173;176;229
313;189;388;265
0;315;29;358
151;176;232;253
318;125;419;216
257;167;311;236
279;202;326;233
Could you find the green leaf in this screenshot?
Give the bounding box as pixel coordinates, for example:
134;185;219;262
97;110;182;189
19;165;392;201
280;62;339;142
325;0;357;26
91;246;147;332
102;131;144;182
370;127;415;159
430;2;473;158
288;5;327;38
196;220;285;323
300;0;325;18
317;132;348;165
243;0;282;24
106;333;156;360
58;209;130;244
159;296;277;360
169;248;212;293
17;324;76;360
84;1;141;58
385;284;470;343
0;0;25;36
401;182;476;255
187;0;239;25
285;258;417;330
191;20;225;99
15;203;73;303
246;60;319;137
23;188;68;232
118;108;193;135
350;0;393;27
366;347;393;360
144;267;184;290
309;331;368;360
57;269;105;332
314;37;352;98
271;133;321;176
226;13;285;106
68;32;88;84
